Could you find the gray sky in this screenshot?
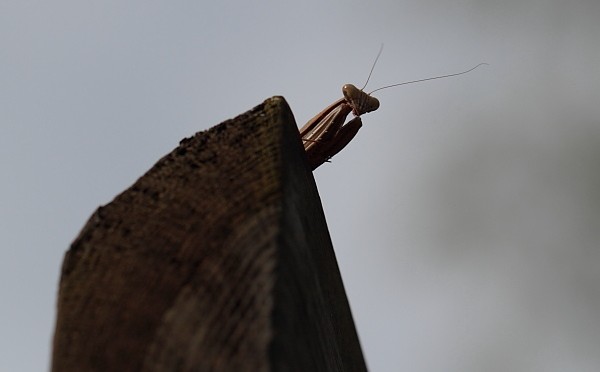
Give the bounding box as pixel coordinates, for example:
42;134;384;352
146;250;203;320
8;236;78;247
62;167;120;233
2;1;600;371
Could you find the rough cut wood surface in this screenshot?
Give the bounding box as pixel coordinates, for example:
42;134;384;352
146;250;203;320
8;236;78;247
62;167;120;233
51;97;367;372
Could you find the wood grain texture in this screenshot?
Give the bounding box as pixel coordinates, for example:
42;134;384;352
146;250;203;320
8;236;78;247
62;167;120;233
51;97;367;372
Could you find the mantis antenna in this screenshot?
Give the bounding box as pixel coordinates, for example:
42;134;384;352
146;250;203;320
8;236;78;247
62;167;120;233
360;44;384;91
368;63;489;94
359;44;488;94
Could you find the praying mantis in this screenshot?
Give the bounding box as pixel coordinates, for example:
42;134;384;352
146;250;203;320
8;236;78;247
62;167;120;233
300;47;487;170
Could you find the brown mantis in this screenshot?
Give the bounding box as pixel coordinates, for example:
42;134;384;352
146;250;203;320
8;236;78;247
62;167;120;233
300;47;487;170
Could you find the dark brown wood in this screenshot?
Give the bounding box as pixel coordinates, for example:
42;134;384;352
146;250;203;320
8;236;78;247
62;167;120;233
51;97;368;372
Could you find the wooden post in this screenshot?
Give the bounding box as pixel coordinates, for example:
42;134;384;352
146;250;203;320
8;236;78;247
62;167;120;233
51;97;368;372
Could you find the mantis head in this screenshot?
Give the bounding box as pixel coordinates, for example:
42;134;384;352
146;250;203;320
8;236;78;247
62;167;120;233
342;84;380;117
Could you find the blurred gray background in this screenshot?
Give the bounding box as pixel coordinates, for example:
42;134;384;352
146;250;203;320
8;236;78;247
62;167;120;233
2;1;600;371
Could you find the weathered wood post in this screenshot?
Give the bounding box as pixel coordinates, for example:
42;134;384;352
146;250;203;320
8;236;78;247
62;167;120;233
51;97;368;372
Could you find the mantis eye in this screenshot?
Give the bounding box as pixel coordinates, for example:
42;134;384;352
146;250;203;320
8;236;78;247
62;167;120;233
342;84;359;101
366;96;380;112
